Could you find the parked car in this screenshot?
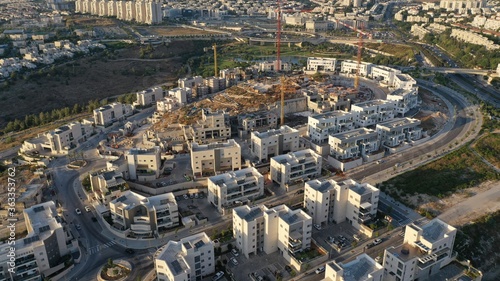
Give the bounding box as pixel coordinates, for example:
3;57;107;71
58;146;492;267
315;266;325;274
284;265;293;273
373;238;383;246
75;224;82;230
353;234;360;241
125;248;135;254
375;256;382;263
75;208;82;215
313;224;322;230
212;271;224;281
183;194;189;200
85;206;91;212
230;257;239;266
231;249;239;257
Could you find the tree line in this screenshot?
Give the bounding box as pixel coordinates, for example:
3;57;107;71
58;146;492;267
3;93;136;134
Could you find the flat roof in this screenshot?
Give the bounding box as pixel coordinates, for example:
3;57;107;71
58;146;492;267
191;139;240;152
252;125;297;139
352;99;392;108
377;118;420;129
331;128;377;141
234;205;266;222
422;219;455;243
340;254;382;281
306;179;335;193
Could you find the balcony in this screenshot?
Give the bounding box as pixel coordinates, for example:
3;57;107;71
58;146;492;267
358;213;371;223
133;216;150;224
289;239;303;249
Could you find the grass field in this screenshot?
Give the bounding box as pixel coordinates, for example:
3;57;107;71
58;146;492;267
380;145;499;199
474;133;500;168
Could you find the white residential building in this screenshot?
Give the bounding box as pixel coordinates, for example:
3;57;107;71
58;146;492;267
258;60;292;72
323;254;384;281
303;179;337;227
351;99;396;128
383;219;457;281
126;146;162;181
183;109;231;144
154;232;215;281
330;179;380;231
307;57;337;72
167;87;190;104
307;111;359;145
340;60;372;77
233;204;312;262
109;190;179;236
136;86;164;106
440;0;486;11
450;29;499;50
0;201;77;281
178;76;203;88
20;121;94;155
207;167;264;212
387;88;419;117
411;24;430;40
250;125;300;162
93;102;134;126
190;139;241;177
393;74;417;90
90;170;128;206
270;149;322;188
75;0;162;24
328;128;380;171
376;118;423;148
370;65;401;86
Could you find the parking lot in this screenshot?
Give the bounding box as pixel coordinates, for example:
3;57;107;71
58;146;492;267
220;251;294;281
312;221;365;257
175;192;222;224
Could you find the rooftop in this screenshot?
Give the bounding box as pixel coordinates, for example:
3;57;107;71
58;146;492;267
23;201;62;246
338;254;383;281
330;128;377;141
339;179;378;196
352;99;392;108
191;139;240;152
128;146;159;155
234;205;266;222
110;190;176;211
271;149;319;165
377;118;420;129
421;219;456;243
306;179;336;193
209;167;262;188
252;125;297;139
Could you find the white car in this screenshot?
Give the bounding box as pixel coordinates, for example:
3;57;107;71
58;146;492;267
230;257;239;266
85;206;91;212
75;208;82;215
373;238;382;246
183;194;189;200
313;224;321;230
315;266;325;274
231;249;239;257
212;271;224;281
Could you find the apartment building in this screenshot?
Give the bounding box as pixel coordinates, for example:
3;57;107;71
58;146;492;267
383;219;457;281
190;139;241;177
126;146;162;181
376;118;423;148
220;67;243;87
307;111;359;145
387;88;419;117
20;121;94;155
239;112;278;135
340;60;372;77
328;128;380;171
207;167;264;213
307;57;337;72
440;0;486;11
303;179;337;227
411;24;430;40
327;179;380;230
270;149;322;189
258;60;292;72
393;74;417;90
370;65;401;86
183;109;231;144
136;86;164;106
204;76;226;94
156;96;181;113
154;232;215;281
0;201;77;281
110;190;179;236
93;102;134;126
232;204;312;261
75;0;162;24
178;76;203;88
450;28;499;50
351;99;396;128
167;87;190;104
90;170;128;206
323;254;383;281
250;125;300;162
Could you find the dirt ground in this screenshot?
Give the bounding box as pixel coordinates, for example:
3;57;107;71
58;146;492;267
414;88;449;135
0;42;197;127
